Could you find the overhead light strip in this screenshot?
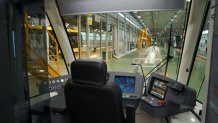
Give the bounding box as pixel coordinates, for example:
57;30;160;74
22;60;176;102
118;12;142;31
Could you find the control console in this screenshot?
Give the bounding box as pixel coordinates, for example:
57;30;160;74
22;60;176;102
141;96;165;107
108;72;144;109
49;75;71;93
141;73;197;117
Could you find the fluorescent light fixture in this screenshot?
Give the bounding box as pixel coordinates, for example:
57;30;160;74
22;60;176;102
118;12;141;30
118;12;125;18
171;19;174;22
174;15;177;18
138;15;141;19
186;0;191;2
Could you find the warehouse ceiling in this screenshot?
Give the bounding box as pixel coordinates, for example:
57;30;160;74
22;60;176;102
131;10;186;37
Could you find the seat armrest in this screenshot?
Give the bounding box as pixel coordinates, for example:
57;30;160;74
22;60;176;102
126;105;135;123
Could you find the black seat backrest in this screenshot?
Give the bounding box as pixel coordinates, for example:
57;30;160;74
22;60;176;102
64;59;126;123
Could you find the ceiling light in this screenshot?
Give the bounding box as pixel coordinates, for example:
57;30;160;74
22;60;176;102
118;13;125;18
174;15;177;18
134;11;138;14
171;19;174;22
141;20;143;22
186;0;191;2
138;16;141;19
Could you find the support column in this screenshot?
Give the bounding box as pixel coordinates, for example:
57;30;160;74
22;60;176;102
94;31;96;47
113;24;118;53
177;0;208;84
116;14;119;54
124;15;127;53
77;15;81;59
106;14;109;60
100;20;102;58
86;15;90;59
202;0;218;122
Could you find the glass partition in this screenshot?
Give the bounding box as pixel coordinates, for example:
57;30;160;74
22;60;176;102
188;11;210;102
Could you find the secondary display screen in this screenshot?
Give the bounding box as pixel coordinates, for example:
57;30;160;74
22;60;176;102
149;78;168;99
114;76;135;93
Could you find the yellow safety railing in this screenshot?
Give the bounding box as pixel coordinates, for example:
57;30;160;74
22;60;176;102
24;13;60;79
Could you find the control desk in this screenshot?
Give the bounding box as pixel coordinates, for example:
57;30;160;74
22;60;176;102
33;72;196;123
48;72;144;110
140;73;196;117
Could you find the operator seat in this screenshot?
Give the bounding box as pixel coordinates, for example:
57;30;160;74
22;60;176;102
64;59;135;123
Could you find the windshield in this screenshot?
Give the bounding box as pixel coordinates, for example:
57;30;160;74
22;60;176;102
62;11;186;80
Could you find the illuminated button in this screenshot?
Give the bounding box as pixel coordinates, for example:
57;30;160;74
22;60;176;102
57;79;60;83
52;80;55;84
53;86;56;90
57;85;62;89
61;79;64;83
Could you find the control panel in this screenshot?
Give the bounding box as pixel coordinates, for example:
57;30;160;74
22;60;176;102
108;72;143;100
49;75;71;93
141;96;165;107
141;73;196;117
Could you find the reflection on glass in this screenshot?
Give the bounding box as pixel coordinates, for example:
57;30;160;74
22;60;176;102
24;3;68;103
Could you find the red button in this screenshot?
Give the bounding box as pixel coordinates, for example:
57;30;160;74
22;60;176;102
157;100;165;105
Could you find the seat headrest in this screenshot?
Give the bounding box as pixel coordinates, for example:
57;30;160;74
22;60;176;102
71;59;108;86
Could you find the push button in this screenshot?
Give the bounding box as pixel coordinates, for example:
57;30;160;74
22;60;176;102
157;100;165;105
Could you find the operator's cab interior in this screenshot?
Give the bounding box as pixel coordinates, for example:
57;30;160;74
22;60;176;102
1;0;215;123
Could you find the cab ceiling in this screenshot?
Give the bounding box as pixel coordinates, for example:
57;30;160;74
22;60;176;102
56;0;184;15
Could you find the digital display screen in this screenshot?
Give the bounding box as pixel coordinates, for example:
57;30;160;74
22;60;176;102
149;78;168;99
114;76;135;93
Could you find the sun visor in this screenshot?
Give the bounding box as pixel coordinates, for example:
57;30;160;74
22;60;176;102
57;0;185;15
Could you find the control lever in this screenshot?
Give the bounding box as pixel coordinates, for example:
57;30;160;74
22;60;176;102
131;63;146;95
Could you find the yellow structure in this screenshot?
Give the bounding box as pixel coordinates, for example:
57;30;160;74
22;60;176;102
24;13;60;79
137;29;152;49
